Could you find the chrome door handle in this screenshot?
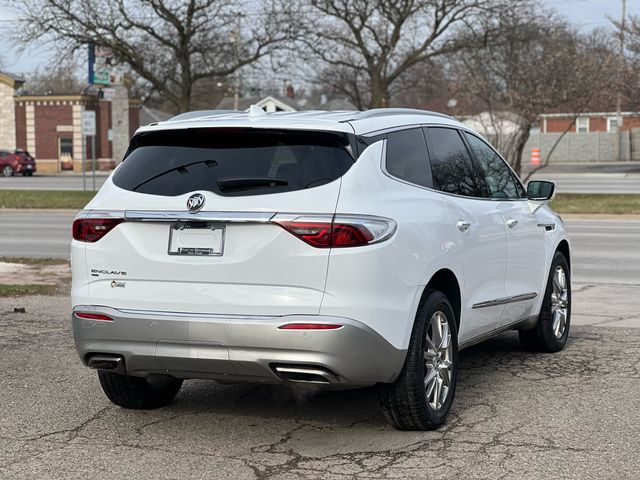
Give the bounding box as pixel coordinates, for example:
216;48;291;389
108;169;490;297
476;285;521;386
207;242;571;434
457;220;471;232
506;218;519;228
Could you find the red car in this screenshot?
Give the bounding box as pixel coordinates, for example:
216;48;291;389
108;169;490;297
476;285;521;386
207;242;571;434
0;149;37;177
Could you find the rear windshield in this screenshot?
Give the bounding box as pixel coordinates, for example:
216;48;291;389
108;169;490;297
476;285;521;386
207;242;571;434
113;128;355;197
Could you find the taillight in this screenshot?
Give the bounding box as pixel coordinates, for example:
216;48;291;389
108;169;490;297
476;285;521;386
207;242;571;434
72;218;124;242
74;312;113;321
273;215;396;248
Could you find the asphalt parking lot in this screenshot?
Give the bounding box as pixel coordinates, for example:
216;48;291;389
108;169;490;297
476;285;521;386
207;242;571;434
1;285;639;479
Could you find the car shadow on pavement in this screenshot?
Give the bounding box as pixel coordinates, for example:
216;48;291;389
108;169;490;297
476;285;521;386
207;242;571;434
156;330;544;429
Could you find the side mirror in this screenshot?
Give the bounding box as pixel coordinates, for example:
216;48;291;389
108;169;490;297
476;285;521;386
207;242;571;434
527;180;556;202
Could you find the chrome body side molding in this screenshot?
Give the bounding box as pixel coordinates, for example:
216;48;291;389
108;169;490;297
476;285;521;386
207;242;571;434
472;292;537;310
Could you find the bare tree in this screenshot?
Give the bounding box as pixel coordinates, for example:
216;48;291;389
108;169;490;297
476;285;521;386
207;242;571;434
615;15;640;112
452;4;616;177
304;0;518;109
12;0;301;113
20;62;84;95
390;58;450;109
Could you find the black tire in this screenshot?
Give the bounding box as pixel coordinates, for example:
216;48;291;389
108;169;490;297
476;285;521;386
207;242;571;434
519;251;571;352
379;289;459;430
2;165;14;177
97;370;183;409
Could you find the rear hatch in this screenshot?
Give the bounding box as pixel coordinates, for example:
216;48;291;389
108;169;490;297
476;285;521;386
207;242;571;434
75;128;356;316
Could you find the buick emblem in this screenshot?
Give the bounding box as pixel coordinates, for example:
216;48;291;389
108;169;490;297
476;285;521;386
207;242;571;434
187;193;205;212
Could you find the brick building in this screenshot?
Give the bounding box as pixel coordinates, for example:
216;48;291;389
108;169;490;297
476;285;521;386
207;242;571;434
1;71;140;174
541;112;640;134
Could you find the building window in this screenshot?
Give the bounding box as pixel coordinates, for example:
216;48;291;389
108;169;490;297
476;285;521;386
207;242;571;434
576;117;589;133
607;117;620;132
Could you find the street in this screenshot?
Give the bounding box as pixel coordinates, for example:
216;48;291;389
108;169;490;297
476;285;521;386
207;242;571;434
528;173;640;194
0;211;638;286
0;175;108;191
0;210;75;259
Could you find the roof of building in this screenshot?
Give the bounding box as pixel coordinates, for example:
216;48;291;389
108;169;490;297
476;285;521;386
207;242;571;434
0;71;25;88
540;111;640;118
137;108;462;136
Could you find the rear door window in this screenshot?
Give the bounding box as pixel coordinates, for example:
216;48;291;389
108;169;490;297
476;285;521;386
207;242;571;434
424;127;484;197
113;129;355;197
385;128;432;188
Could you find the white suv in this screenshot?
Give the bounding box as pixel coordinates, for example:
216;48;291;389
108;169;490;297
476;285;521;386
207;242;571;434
71;108;570;430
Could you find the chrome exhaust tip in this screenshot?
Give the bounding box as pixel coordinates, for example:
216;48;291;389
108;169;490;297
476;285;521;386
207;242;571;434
273;365;338;384
87;354;125;373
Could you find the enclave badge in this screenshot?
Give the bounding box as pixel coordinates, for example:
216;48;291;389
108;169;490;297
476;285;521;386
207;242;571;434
187;193;205;212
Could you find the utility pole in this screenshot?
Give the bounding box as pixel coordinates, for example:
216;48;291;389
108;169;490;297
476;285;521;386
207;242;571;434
616;0;626;160
231;18;241;110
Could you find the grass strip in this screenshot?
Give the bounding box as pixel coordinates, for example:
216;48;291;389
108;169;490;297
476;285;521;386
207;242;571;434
0;284;57;297
550;194;640;214
0;190;95;209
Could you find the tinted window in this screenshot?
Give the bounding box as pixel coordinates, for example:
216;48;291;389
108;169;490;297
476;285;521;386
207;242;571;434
114;129;355;197
425;127;482;197
465;133;524;199
385;128;431;188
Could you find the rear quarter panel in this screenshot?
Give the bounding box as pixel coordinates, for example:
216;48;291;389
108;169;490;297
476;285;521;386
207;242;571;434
321;140;465;350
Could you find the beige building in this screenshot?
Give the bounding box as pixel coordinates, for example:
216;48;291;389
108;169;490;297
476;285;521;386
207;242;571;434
0;72;25;150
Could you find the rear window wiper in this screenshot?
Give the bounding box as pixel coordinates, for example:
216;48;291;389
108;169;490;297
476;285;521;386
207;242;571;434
131;159;217;191
216;177;288;190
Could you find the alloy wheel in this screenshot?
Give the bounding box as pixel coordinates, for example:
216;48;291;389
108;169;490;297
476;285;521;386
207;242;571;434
2;166;13;177
424;311;453;411
550;265;569;338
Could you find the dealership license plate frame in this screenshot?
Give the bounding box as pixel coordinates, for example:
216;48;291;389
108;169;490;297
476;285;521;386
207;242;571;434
168;222;225;256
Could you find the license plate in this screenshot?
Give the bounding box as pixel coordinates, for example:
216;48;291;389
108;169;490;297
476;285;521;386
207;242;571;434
168;223;225;256
26;165;33;170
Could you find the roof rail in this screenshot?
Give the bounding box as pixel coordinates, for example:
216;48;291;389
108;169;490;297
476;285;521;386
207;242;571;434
167;110;239;122
344;108;454;122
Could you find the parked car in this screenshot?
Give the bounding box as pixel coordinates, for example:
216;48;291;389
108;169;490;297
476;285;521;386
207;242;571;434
71;108;570;430
0;149;36;176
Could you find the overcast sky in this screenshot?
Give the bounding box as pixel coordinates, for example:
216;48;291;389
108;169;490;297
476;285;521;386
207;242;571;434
0;0;637;76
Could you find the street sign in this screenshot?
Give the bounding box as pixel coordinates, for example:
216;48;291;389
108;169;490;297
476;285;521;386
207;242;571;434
102;88;115;101
82;110;96;136
91;45;117;86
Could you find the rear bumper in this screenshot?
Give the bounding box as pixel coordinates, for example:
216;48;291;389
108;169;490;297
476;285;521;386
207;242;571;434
16;163;35;173
72;306;406;385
